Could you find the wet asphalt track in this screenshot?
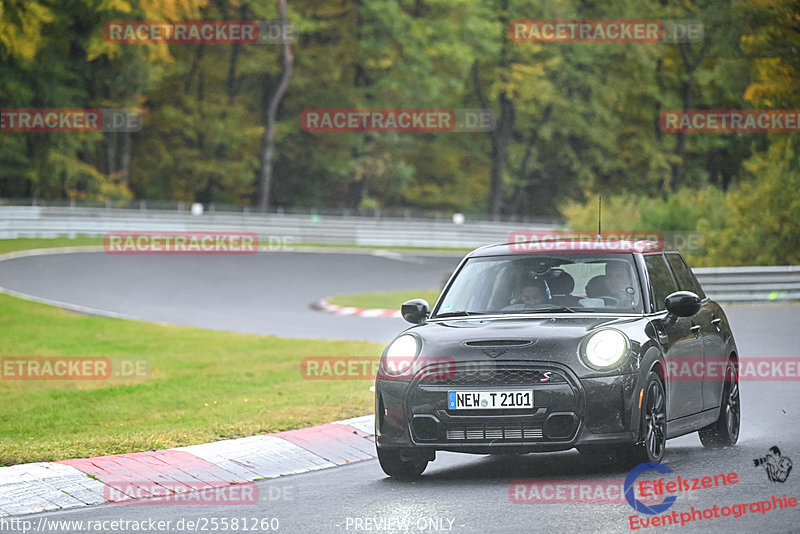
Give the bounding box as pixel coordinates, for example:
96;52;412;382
1;250;799;533
0;250;462;343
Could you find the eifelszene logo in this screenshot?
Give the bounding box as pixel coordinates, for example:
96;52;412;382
625;462;678;515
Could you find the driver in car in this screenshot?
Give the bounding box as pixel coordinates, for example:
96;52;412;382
501;279;549;311
520;282;548;307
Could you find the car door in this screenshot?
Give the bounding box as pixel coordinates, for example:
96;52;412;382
666;252;726;412
644;253;704;420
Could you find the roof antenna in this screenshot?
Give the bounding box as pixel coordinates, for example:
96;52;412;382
596;196;602;239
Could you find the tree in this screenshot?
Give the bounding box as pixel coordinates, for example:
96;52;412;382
257;0;293;211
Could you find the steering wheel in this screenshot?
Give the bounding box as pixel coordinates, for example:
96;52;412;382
602;297;621;306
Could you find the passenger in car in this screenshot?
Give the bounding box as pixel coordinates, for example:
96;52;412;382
605;261;638;308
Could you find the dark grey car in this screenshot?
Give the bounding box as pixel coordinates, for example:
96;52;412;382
374;239;740;479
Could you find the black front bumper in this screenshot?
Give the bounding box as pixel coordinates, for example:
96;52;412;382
375;361;640;454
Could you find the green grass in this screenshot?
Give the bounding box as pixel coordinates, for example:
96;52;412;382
328;289;442;310
299;242;470;253
0;237;455;465
0;293;382;465
0;237;103;255
0;237;470;256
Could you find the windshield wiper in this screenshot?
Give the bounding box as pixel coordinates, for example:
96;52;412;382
501;305;578;314
517;306;578;314
433;311;481;318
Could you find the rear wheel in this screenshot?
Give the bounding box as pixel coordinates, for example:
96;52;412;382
699;360;740;447
377;447;428;480
618;372;667;465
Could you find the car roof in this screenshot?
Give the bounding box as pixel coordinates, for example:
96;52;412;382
468;239;677;257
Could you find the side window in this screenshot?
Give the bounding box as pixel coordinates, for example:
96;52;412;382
644;254;677;312
667;253;707;299
689;269;706;299
665;253;699;294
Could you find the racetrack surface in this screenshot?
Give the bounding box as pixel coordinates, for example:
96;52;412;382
0;250;461;343
1;249;799;533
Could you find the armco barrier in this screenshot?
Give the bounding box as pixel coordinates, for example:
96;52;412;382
0;205;797;303
0;206;553;249
693;266;800;303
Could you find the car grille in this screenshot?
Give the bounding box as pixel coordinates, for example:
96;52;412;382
422;367;565;386
463;340;532;347
444;422;543;441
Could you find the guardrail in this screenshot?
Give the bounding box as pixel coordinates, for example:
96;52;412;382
0;205;554;249
694;266;800;303
0;197;568;223
1;206;797;303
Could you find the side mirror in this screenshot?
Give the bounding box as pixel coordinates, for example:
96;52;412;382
401;299;430;324
665;291;701;318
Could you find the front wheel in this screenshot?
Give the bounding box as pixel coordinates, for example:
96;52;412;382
699;360;740;447
377;447;428;480
618;372;667;465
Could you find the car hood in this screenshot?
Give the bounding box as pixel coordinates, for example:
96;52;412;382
398;315;651;379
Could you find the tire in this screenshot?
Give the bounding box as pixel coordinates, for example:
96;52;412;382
618;372;667;466
377;447;428;480
699;360;740;447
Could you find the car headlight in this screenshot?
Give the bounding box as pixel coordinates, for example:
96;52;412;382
583;329;629;368
382;334;420;375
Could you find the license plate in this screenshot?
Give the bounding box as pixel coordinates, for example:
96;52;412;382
448;390;534;410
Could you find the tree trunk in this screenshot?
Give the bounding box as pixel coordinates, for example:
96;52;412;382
489;93;515;219
107;134;117;181
671;41;708;192
120;131;131;188
257;0;294;211
471;0;515;220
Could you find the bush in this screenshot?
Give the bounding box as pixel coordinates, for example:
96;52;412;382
560;189;727;265
560;153;798;268
703;138;800;266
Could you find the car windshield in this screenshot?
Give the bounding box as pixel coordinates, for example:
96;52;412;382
434;254;644;316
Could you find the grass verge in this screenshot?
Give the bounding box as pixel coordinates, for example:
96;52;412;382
0;237;456;465
0;292;381;465
328;289;442;310
0;237;469;256
0;237;103;255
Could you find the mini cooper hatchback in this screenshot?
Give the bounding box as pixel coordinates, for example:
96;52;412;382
374;239;740;479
